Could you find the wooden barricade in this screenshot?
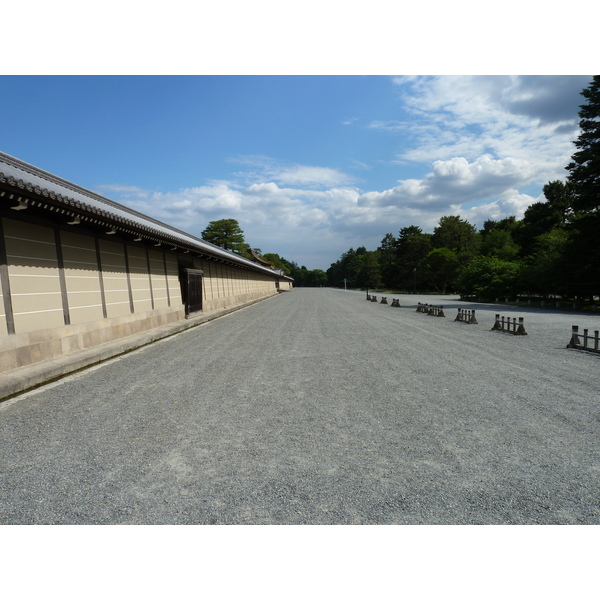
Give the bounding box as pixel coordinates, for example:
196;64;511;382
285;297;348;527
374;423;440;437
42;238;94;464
566;326;600;353
491;314;527;335
455;308;478;324
416;302;445;317
366;294;399;306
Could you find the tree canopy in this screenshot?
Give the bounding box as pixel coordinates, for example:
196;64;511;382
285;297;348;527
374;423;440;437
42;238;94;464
566;75;600;213
201;219;248;255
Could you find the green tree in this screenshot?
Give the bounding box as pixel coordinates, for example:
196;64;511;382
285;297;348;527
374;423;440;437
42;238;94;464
327;247;364;288
424;247;459;293
262;253;292;275
480;216;518;236
432;215;480;262
201;219;247;254
456;256;522;300
481;229;520;260
293;266;308;287
566;75;600;213
513;180;574;258
561;214;600;299
395;226;432;290
357;251;382;290
480;217;520;260
304;269;328;287
541;180;575;224
377;233;398;289
564;76;600;300
521;228;570;296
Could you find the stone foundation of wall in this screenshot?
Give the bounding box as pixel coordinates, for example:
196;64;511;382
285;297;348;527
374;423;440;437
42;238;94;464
201;288;279;313
0;305;184;374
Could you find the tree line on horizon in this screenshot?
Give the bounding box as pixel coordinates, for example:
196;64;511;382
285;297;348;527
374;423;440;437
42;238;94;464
327;76;600;302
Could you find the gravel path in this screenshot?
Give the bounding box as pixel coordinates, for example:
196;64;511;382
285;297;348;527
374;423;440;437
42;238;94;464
1;288;598;524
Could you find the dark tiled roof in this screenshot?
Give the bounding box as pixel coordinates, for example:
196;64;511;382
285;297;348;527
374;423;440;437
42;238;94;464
0;151;289;277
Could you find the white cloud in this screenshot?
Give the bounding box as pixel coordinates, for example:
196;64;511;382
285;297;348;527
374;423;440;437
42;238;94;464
385;75;585;185
455;189;541;225
229;155;355;189
97;76;589;269
96;154;553;269
358;155;536;212
275;165;353;188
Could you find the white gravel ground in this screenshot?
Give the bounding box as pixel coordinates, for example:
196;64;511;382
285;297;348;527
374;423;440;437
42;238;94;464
0;288;598;524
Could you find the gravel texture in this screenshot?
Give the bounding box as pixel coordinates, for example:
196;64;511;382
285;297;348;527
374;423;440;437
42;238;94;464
1;288;599;524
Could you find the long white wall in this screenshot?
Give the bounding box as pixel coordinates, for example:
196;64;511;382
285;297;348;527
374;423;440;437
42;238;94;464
192;256;280;312
0;216;282;374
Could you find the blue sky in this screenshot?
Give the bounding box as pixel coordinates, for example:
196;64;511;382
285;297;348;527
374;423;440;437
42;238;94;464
2;3;596;271
1;74;592;270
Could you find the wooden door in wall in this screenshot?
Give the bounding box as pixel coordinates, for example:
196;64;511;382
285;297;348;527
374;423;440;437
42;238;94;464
183;268;203;316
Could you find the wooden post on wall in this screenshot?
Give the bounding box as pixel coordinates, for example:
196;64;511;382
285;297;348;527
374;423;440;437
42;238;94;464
0;218;15;334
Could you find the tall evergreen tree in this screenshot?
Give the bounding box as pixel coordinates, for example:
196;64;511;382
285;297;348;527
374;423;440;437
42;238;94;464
378;233;398;289
357;251;382;290
564;76;600;299
395;226;432;290
513;181;574;258
567;75;600;212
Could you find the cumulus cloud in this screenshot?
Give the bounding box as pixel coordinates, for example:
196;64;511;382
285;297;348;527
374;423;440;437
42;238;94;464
97;76;589;269
456;189;541;225
358;155;536;211
386;75;586;183
97;154;559;268
500;75;592;123
112;160;538;269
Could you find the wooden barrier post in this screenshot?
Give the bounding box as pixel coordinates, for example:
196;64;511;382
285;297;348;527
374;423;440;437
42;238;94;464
492;314;527;335
567;325;580;348
491;314;501;330
567;326;600;353
456;308;476;323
